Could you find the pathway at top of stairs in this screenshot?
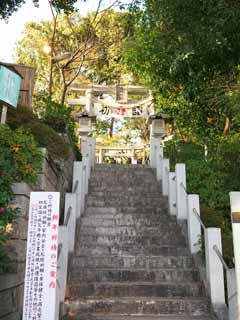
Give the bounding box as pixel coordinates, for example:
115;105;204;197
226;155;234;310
62;164;215;320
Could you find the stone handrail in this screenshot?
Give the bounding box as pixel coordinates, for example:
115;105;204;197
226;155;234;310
55;138;95;319
153;145;239;320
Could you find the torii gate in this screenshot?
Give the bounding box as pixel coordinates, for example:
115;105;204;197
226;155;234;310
68;84;155;117
68;83;166;167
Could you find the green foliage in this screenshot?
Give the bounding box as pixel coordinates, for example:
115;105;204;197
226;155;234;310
35;94;75;134
34;94;81;160
0;0;81;19
0;0;24;19
0;124;42;272
124;0;240;138
15;10;133;102
164;138;235;265
7;107;70;161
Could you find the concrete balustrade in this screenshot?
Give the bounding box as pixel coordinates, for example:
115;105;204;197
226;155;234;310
64;193;77;252
168;172;177;215
230;192;240;320
73;161;83;218
152;144;240;319
162;159;169;196
156;146;163;181
175;164;188;220
55;154;92;319
227;269;238;320
187;194;201;254
205;228;225;306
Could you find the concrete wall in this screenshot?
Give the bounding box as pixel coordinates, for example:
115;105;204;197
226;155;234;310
0;148;75;320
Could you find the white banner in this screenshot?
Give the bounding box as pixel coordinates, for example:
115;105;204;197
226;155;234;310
23;192;60;320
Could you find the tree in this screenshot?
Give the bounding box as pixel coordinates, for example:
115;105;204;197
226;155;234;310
0;0;80;19
15;7;133;104
124;0;240;140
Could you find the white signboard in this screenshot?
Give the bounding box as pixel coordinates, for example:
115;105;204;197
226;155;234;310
23;192;60;320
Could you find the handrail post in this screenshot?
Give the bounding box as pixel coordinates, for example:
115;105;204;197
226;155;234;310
156;146;163;181
81;160;87;213
89;136;96;167
175;163;187;219
168;172;176;215
227;268;238;320
73;161;83;218
229;192;240;319
64;193;77;252
187;194;201;254
205;228;225;306
162;159;169;196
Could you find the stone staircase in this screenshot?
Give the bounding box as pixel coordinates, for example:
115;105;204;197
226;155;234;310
62;164;215;320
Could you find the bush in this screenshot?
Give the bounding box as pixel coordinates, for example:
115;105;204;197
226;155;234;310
0;125;42;272
7;107;70;161
164;137;234;266
34;94;82;160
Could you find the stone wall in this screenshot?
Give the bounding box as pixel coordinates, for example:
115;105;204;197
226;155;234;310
0;148;76;320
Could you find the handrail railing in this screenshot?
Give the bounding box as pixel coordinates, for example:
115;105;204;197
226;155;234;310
213;245;229;271
193;208;206;231
73;180;79;193
57;243;63;261
180;182;187;194
64;206;72;226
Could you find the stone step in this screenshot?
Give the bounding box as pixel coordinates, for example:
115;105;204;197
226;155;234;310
88;191;163;199
77;234;186;247
77;225;181;236
72;255;194;270
89;180;160;187
80;215;177;227
76;244;189;256
68;282;206;299
62;314;213;320
85;198;167;208
90;171;156;177
62;297;211;316
86;196;166;204
89;186;163;193
93;164;153;171
69;269;200;283
84;207;169;216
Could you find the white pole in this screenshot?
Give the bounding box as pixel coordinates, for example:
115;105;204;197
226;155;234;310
229;192;240;319
205;228;225;305
175;163;188;219
168;172;177;216
227;268;238;320
1;104;8;124
187;194;201;254
64;193;77;252
162;159;170;196
73;161;83;218
156;146;163;181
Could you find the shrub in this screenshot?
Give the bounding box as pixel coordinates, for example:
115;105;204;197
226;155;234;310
34;95;82;160
0;124;42;272
7;107;70;161
164;137;234;266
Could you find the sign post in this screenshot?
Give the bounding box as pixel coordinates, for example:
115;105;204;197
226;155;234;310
0;65;22;124
23;192;60;320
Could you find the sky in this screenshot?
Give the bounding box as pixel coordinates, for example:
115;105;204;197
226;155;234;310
0;0;110;62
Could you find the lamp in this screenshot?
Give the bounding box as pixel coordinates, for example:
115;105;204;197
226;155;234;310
148;113;169;137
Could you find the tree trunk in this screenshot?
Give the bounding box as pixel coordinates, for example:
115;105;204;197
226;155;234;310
109;118;115;137
223;116;231;135
61;84;68;105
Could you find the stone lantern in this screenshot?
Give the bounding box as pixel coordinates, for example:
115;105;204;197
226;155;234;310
77;111;93;137
148;113;167;138
148;113;169;168
74;110;96;161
